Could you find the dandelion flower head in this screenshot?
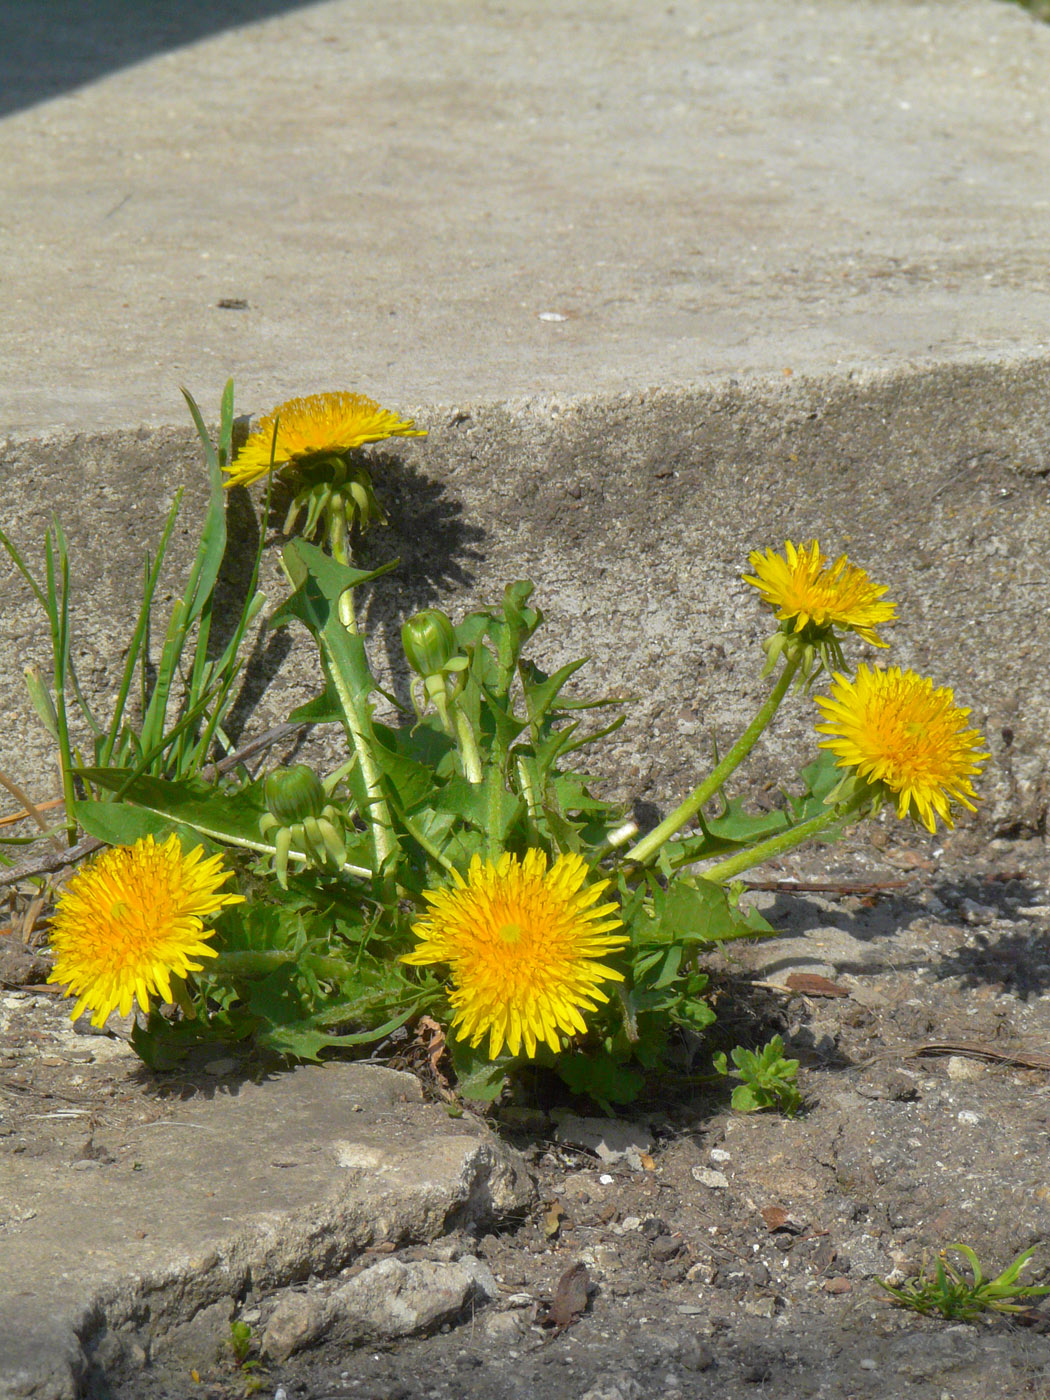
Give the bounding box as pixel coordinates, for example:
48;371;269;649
224;391;426;488
47;834;243;1027
743;539;895;647
815;665;989;832
402;849;626;1060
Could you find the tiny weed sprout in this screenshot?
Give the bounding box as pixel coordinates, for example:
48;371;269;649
712;1035;802;1117
3;382;990;1107
878;1244;1050;1322
228;1319;253;1366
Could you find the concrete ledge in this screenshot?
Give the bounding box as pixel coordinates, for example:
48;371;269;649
0;1061;533;1400
2;359;1048;837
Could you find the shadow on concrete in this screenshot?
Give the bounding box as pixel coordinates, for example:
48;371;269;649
258;452;488;719
0;0;324;119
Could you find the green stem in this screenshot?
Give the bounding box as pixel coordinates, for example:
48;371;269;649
325;654;397;872
325;524;395;872
329;515;359;634
484;753;506;861
209;949;296;979
625;654;801;866
701;790;869;884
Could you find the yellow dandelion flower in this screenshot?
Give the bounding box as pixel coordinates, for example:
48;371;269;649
815;665;989;833
402;849;627;1060
224;390;426;488
743;539;895;647
47;834;244;1027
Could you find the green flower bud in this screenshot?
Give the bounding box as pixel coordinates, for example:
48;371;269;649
264;764;325;826
402;609;457;677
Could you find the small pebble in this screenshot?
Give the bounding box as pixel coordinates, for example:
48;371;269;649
203;1057;237;1077
947;1057;985;1083
959;899;995;924
709;1148;731;1163
651;1236;681;1263
692;1168;728;1190
599;1174;614;1185
957;1109;981;1125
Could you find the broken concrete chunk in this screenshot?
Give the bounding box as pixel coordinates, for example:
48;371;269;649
553;1115;652;1164
262;1256;500;1362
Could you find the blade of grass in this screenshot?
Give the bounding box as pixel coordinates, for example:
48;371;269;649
98;490;184;770
44;526;77;845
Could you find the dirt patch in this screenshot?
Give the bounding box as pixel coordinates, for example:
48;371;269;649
4;827;1050;1399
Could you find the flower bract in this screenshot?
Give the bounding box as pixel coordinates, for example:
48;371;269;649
47;834;243;1027
224;391;426;488
402;849;627;1060
743;539;895;647
814;665;989;832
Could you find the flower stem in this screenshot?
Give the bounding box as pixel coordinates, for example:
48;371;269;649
624;654;801;866
324;519;396;872
210;949;295;979
328;515;359;634
700;790;869;884
325;651;397;872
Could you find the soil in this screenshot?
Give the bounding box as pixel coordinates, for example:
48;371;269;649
3;823;1050;1400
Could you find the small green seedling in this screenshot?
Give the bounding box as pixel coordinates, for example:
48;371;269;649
878;1244;1050;1322
228;1319;260;1369
713;1034;802;1116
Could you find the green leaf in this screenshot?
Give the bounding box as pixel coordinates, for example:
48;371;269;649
76;771;271;852
271;539;395;632
448;1036;511;1102
73;799;174;847
432;776;523;845
287;682;343;727
650;877;752;946
557;1050;645;1106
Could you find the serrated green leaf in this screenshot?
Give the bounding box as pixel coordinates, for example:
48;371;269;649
76;771;271;851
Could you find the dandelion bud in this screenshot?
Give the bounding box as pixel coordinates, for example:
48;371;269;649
402;609;457;677
264;764;325;826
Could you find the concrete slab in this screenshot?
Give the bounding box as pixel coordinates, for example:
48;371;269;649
0;1058;533;1400
1;0;1049;430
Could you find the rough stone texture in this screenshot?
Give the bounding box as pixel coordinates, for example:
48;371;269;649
2;0;1050;828
261;1255;500;1361
2;364;1048;836
553;1115;653;1164
0;1062;532;1400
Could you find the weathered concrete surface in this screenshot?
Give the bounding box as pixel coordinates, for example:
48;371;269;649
2;0;1050;832
2;363;1048;838
0;1061;533;1400
1;0;1049;428
2;0;1050;427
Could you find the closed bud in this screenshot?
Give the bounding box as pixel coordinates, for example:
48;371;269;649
401;608;457;677
264;764;325;825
